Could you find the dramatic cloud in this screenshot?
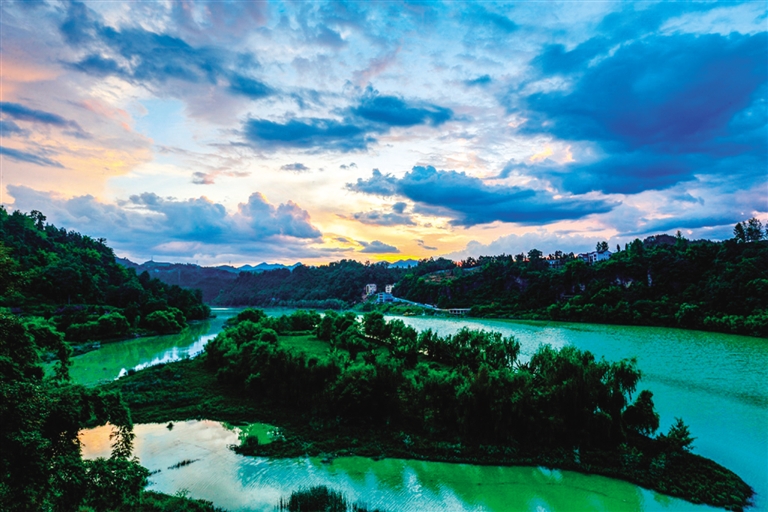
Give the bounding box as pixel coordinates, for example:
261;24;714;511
8;185;323;262
243;118;371;152
358;240;400;254
243;89;453;152
523;31;768;194
348;166;617;226
237;192;322;239
1;1;764;264
60;1;271;100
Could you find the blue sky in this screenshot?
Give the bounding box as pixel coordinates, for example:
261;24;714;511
1;1;766;264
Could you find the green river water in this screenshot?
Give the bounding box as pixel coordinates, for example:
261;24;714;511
76;309;767;511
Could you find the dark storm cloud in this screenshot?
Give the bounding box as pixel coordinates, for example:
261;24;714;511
348;166;616;227
523;31;768;194
0;146;64;168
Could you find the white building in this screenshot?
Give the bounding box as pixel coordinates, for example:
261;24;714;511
578;250;613;265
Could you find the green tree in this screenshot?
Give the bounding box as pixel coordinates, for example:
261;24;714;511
733;221;747;243
745;217;764;242
660;417;695;453
623;390;660;436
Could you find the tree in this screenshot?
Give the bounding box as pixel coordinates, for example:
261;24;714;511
661;417;695;453
527;248;543;261
745;217;764;242
0;314;146;510
733;222;747;243
623;390;660;436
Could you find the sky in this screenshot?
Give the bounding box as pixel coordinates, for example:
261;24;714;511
1;1;766;266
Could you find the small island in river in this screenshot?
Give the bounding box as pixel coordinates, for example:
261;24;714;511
106;308;755;511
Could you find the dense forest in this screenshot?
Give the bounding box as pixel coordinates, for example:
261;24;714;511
395;223;768;337
0;209;219;510
212;259;408;308
190;309;751;510
0;208;210;345
116;258;239;303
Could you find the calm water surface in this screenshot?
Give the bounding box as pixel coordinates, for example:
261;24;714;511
81;420;717;512
74;310;766;510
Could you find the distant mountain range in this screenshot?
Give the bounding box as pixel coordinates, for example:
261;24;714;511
114;258;417;303
388;259;419;268
116;258;302;274
115;258;302;302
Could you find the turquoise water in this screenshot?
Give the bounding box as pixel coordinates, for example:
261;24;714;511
393;317;768;510
74;311;766;510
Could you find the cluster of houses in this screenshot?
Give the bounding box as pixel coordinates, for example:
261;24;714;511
362;283;395;303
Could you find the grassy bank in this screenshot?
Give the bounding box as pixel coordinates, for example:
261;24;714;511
104;354;753;511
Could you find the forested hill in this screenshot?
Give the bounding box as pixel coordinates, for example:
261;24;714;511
0;208;210;341
212;260;409;308
396;229;768;337
116;258;238;303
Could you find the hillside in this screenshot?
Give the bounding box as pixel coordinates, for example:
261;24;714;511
212;259;409;308
0;208;210;342
395;230;768;337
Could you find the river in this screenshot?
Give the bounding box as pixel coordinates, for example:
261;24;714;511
76;309;767;511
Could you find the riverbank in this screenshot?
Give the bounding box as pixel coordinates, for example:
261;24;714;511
104;357;754;511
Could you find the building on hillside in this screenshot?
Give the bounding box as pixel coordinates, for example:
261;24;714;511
578;250;613;265
546;258;562;268
385;284;394;293
376;292;394;303
365;284;377;296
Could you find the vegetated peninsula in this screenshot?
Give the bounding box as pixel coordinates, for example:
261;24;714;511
140;220;768;338
109;308;754;511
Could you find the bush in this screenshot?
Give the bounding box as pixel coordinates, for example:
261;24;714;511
143;308;185;334
97;312;130;337
280;486;347;512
